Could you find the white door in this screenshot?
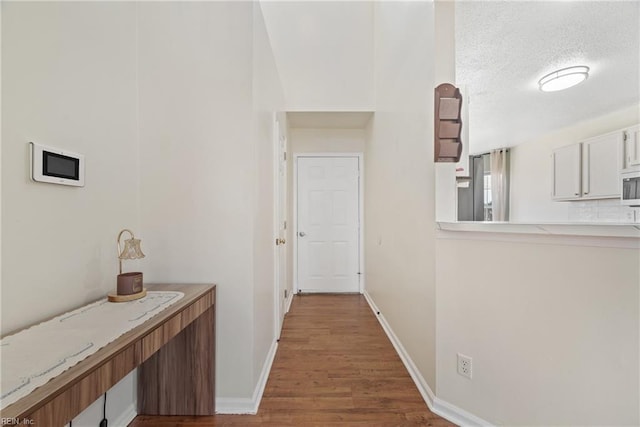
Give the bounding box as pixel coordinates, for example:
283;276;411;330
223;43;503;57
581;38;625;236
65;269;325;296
274;117;287;335
297;156;360;293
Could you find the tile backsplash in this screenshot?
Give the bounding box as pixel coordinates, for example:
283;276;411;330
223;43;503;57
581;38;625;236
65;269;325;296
568;199;640;223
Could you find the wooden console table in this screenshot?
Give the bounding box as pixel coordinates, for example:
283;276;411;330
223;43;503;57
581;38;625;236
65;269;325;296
0;283;216;426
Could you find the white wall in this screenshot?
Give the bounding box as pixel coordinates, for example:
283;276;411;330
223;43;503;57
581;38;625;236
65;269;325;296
3;2;284;423
510;104;640;222
434;0;458;223
251;1;285;389
137;1;257;400
1;1;139;334
1;2;139;425
290;128;366;153
260;1;374;111
436;236;639;425
137;1;284;408
365;0;437;390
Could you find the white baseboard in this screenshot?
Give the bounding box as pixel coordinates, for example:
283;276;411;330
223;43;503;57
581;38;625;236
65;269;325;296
251;339;278;412
285;292;294;313
215;397;257;415
362;292;436;408
362;291;492;427
432;396;493;427
216;340;278;414
112;403;137;427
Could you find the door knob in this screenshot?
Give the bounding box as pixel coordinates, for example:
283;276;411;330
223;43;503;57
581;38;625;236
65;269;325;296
298;231;306;237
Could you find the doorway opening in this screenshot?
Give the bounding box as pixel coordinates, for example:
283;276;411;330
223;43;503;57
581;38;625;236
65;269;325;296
293;154;363;294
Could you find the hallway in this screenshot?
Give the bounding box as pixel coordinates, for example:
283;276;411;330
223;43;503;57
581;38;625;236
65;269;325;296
131;294;453;426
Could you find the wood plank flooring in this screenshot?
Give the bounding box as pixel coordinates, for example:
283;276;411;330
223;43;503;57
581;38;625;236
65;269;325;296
130;294;454;426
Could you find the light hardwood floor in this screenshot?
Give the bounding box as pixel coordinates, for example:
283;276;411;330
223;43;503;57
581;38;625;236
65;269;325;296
130;294;454;426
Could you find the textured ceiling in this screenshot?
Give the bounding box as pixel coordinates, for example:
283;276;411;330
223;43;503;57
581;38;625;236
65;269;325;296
455;0;640;154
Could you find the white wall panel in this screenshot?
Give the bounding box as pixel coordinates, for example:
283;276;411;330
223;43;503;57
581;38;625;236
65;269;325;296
137;1;256;398
1;3;139;424
436;237;639;425
364;0;437;390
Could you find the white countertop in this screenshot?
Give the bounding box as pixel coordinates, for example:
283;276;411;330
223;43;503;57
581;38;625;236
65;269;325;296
437;221;640;238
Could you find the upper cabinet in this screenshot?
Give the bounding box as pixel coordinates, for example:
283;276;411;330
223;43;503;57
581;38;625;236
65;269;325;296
552;130;622;201
581;132;622;199
552;143;582;200
623;125;640;170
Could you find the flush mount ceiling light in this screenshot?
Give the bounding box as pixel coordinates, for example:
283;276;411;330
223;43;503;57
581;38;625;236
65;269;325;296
538;65;590;92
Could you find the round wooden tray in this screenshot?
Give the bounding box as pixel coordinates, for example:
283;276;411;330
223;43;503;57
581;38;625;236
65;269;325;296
107;289;147;303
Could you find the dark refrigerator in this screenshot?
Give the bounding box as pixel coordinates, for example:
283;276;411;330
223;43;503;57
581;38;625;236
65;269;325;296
457;155;486;221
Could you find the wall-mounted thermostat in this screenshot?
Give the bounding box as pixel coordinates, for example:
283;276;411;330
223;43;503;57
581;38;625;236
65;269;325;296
30;142;85;187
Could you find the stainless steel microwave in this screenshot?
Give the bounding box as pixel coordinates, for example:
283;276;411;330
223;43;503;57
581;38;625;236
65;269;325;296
621;171;640;206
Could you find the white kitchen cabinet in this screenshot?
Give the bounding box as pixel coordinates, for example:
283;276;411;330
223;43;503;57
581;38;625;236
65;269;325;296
581;132;622;199
552;131;622;201
552;143;581;200
623;125;640;170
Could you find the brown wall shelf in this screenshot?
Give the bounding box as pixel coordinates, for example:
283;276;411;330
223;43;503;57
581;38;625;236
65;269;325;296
434;83;463;163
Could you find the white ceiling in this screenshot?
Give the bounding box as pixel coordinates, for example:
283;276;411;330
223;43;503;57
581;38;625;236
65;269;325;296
455;1;640;154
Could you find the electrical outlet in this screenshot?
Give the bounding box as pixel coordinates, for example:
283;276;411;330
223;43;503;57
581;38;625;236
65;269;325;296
457;353;472;379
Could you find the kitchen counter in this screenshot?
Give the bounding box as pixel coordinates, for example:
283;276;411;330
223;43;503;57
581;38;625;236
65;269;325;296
436;221;640;248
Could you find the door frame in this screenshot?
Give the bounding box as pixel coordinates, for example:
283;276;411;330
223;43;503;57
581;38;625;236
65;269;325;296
293;153;365;295
272;113;287;337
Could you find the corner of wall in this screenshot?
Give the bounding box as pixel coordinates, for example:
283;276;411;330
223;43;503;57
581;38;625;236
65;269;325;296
366;0;437;398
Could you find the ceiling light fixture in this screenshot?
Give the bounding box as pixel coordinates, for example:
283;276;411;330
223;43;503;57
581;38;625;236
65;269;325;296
538;65;590;92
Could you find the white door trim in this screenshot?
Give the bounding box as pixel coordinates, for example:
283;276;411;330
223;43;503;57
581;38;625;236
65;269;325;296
272;113;280;338
293;152;365;295
272;113;286;338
